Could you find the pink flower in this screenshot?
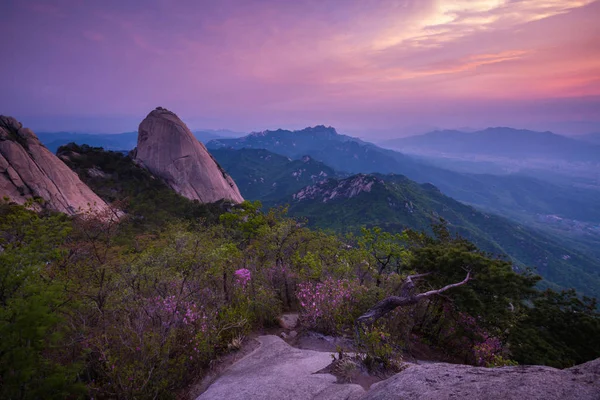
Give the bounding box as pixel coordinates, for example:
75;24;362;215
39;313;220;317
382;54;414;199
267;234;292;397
234;268;251;287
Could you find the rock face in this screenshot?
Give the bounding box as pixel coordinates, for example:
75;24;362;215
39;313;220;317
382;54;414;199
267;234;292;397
198;335;600;400
0;116;109;215
293;174;381;202
134;107;243;204
363;358;600;400
197;335;365;400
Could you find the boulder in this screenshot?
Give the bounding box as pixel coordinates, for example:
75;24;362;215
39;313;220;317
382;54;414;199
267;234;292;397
0;115;110;215
278;313;299;330
134;107;243;204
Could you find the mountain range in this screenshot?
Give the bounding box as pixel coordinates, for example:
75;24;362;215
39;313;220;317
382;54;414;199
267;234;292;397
206;127;600;225
208;147;600;298
209;149;337;202
380;127;600;163
5;115;599;299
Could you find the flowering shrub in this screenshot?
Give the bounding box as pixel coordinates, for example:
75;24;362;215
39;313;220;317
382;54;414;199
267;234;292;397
234;268;251;288
145;295;211;330
86;291;220;398
473;336;504;366
297;278;367;334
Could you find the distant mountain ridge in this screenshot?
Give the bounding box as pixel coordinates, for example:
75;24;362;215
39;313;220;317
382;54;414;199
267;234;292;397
382;127;600;162
37;129;241;153
207;126;600;224
209;125;363;157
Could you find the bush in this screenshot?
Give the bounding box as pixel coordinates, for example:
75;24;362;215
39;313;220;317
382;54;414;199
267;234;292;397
297;278;367;334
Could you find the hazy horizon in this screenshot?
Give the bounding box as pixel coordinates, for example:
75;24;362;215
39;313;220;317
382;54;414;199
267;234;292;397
2;0;600;137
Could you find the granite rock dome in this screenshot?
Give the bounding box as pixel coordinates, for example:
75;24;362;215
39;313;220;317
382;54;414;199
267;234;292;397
133;107;243;204
0;115;110;215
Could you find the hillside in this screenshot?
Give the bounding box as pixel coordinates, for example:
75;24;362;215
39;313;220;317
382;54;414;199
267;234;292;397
382;128;600;162
210;148;337;202
57;143;226;227
201;142;600;298
207;129;600;224
285;174;600;299
57;143;600;299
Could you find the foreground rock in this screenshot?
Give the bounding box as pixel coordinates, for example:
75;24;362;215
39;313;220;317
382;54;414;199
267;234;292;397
197;335;365;400
198;334;600;400
278;313;299;330
0;116;109;215
363;358;600;400
133;107;243;204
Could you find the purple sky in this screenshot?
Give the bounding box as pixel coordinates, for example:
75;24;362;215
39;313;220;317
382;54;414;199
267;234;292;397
1;0;599;137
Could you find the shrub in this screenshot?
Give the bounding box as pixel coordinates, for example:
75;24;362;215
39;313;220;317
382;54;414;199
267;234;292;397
297;278;367;334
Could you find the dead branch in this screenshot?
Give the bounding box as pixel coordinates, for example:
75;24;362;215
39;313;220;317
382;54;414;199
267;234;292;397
356;272;470;327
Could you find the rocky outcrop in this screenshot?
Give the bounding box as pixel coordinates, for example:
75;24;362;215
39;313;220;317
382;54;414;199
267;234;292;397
197;335;365;400
133;107;243;204
363;358;600;400
0;116;109;215
198;335;600;400
293;174;381;203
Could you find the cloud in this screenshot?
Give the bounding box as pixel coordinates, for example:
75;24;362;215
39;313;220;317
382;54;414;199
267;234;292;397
373;0;596;49
0;0;598;132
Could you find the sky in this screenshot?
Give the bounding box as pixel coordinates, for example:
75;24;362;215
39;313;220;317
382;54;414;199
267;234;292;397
1;0;599;137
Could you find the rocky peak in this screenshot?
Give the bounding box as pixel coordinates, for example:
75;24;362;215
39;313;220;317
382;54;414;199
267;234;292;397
300;125;338;136
0;116;110;215
133;107;244;204
293;174;381;203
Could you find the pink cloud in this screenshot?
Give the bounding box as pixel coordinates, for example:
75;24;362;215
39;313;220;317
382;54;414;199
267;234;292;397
0;0;599;134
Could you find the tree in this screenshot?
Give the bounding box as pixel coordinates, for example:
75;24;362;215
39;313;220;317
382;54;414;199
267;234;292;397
509;289;600;368
0;203;84;399
354;227;411;286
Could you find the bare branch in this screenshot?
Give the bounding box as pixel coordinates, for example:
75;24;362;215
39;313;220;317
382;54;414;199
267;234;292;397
405;272;432;281
356;272;471;328
415;271;470;300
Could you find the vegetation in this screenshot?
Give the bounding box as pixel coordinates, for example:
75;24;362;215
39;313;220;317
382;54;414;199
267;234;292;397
2;197;599;398
57;143;227;230
210;148;337;203
285;174;600;300
209;146;600;300
1;145;599;398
